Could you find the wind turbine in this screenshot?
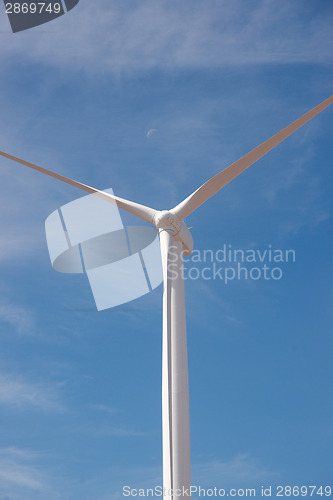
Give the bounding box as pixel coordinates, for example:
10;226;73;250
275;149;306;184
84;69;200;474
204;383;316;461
1;95;332;499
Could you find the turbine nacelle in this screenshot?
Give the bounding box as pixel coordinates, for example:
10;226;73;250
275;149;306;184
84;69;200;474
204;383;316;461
154;210;193;255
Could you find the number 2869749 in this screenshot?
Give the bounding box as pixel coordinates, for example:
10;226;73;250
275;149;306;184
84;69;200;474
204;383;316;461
5;3;62;14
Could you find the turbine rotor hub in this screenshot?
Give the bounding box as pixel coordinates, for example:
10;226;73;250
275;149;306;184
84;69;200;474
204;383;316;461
154;210;193;255
153;210;181;233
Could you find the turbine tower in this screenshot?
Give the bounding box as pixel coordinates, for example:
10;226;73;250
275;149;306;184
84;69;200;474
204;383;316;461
1;95;332;499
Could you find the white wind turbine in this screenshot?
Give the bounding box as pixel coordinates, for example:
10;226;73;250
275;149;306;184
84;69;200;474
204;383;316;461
1;95;332;498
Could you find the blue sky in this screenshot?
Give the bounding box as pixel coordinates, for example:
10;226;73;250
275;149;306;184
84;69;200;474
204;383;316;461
0;0;332;498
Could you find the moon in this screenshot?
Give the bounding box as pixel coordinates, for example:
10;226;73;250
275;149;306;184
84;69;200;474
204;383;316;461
146;128;158;138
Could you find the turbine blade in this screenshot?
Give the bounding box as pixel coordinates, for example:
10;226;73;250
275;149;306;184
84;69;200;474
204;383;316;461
172;95;333;220
0;150;157;224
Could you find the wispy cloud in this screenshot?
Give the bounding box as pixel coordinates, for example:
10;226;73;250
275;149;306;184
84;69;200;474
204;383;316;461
73;454;276;500
0;452;43;491
0;373;65;412
187;281;244;330
0;447;58;499
91;404;119;415
0;300;34;334
90;424;152;438
105;426;151;437
0;157;68;263
0;0;332;74
192;453;276;486
0;448;278;500
255;122;331;238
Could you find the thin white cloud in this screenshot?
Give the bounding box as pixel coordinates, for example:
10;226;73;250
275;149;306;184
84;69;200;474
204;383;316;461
192;453;276;485
0;448;45;495
252;121;332;237
0;158;68;263
0;0;332;74
187;281;244;330
93;425;152;438
0;301;34;334
91;404;119;415
0;447;62;500
0;373;65;412
71;454;276;500
0;448;276;500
